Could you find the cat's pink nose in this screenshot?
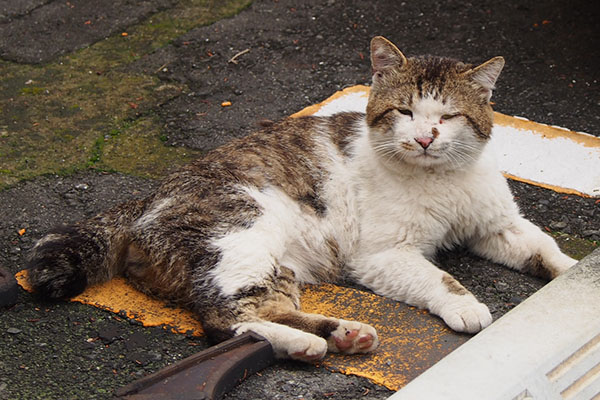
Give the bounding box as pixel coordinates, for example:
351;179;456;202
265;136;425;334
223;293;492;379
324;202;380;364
415;137;433;149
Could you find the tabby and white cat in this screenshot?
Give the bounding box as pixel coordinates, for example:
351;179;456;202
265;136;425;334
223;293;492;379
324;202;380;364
27;37;576;361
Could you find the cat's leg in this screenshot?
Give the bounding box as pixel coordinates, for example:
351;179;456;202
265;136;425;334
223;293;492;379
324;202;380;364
469;216;577;279
200;266;378;362
233;316;378;361
233;321;329;361
352;248;492;333
253;302;379;355
238;267;377;358
203;304;378;362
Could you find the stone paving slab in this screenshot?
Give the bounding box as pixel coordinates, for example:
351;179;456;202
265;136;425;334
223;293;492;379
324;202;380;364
0;0;51;22
0;0;176;63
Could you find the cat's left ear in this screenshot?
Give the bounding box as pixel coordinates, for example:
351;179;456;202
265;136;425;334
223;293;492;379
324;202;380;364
465;56;505;98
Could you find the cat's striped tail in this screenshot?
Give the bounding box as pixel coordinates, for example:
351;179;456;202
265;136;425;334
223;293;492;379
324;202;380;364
26;199;148;299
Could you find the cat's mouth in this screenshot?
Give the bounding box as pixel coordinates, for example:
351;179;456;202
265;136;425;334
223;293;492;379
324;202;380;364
414;149;439;159
399;143;439;159
402;148;444;167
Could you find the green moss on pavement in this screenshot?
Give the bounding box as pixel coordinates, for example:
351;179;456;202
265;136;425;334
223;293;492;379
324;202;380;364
554;232;598;260
0;0;252;190
96;117;202;178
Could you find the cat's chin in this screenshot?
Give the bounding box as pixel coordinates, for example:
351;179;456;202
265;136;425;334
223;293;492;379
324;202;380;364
404;147;481;170
397;151;453;169
412;151;441;162
407;159;452;170
379;155;453;173
394;155;474;173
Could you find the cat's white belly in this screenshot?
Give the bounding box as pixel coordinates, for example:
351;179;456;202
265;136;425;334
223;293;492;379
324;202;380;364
209;184;357;295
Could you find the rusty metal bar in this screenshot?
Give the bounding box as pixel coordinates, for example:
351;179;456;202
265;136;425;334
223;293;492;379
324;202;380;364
115;331;274;400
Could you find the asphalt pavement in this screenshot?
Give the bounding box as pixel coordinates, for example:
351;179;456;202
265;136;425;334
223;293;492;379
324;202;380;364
0;1;598;399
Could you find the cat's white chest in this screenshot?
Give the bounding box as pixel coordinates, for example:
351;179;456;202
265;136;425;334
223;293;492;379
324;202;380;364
355;163;485;256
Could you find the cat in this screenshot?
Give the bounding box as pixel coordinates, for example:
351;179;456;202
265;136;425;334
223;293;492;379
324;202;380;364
26;36;577;362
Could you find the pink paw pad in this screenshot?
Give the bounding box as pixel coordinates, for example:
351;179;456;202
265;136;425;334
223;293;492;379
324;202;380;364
328;321;379;354
333;329;376;353
334;329;359;351
358;333;375;349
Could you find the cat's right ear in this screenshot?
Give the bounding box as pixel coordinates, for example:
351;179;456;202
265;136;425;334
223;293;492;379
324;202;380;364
370;36;407;81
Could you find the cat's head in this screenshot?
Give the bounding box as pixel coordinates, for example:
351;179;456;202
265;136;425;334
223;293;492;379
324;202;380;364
366;36;504;170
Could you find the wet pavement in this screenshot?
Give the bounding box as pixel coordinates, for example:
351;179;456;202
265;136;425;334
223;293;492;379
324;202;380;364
0;0;598;399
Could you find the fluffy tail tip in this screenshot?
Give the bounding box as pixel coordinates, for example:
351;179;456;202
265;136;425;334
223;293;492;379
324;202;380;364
26;227;92;299
26;260;88;299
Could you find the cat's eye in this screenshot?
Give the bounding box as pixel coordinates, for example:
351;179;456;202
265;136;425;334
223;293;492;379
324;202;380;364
397;109;413;118
441;114;459;120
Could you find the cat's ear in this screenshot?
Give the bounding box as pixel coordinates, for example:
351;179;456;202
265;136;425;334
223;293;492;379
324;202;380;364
465;56;505;91
370;36;407;80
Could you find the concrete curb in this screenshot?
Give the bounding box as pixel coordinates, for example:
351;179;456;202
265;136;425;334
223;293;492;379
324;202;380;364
389;248;600;399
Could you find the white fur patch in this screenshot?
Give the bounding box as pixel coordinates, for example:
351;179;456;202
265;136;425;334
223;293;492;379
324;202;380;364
208;186;293;296
133;198;173;229
353;130;515;256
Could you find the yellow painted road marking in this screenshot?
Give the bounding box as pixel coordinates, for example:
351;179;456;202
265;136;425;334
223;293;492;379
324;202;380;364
16;272;204;335
16;270;467;390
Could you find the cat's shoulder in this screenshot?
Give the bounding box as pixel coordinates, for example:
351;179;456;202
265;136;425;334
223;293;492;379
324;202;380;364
270;111;366;135
244;111;366;156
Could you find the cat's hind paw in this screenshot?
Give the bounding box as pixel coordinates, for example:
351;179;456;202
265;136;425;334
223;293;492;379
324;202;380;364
288;335;328;362
439;298;492;334
327;320;379;354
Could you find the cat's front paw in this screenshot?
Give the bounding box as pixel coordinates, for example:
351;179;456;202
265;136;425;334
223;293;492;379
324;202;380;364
523;252;578;279
327;319;379;354
550;254;578;278
439;297;492;334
